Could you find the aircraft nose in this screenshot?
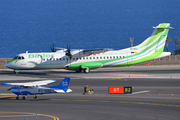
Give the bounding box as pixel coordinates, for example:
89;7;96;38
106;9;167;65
5;63;11;68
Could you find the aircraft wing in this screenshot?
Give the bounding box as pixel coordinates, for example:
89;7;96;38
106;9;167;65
82;48;112;56
1;80;57;86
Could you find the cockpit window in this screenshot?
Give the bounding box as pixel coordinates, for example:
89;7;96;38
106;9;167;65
13;56;18;59
14;56;25;60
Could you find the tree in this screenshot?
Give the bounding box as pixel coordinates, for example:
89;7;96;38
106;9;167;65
174;38;179;50
130;37;134;47
166;37;171;52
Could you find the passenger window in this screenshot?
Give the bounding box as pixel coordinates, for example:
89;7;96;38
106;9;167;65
22;57;25;59
104;57;106;59
93;57;95;59
100;57;102;59
97;57;98;59
116;56;118;58
18;56;21;59
107;57;109;59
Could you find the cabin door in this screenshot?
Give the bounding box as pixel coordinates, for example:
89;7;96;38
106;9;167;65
126;52;132;66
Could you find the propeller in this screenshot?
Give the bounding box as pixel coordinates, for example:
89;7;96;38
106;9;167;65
65;44;72;58
65;44;72;63
7;88;11;91
50;42;56;52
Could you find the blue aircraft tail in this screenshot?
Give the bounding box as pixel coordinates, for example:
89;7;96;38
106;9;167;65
51;77;70;92
47;77;71;92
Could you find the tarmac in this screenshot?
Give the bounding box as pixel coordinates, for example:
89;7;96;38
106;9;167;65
0;65;180;120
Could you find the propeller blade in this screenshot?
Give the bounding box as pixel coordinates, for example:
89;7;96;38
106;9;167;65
65;43;72;57
7;88;11;91
50;42;56;52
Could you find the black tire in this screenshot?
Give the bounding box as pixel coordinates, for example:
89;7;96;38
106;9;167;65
34;96;37;99
22;96;26;100
16;97;19;100
83;68;90;73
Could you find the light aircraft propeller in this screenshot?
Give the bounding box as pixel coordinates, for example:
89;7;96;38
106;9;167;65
7;88;11;91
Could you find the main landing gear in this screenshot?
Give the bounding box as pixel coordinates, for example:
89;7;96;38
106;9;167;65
83;68;90;73
76;68;90;73
16;95;26;100
16;95;19;100
22;96;26;100
16;95;37;100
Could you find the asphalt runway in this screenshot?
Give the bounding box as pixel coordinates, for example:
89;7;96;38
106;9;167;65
0;65;180;120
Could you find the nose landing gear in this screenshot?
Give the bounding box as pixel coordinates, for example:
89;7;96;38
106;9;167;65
34;95;37;99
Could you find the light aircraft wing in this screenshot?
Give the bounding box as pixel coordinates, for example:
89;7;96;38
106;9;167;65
82;48;112;56
1;80;57;86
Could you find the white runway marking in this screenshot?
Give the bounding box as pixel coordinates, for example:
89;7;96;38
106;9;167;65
130;90;150;95
0;93;14;95
0;75;46;81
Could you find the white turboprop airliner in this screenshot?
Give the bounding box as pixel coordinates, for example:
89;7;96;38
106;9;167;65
6;23;173;74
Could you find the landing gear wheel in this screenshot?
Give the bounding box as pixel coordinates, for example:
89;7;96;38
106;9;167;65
22;96;26;100
76;68;82;73
83;68;90;73
16;96;19;100
14;70;19;74
34;95;37;99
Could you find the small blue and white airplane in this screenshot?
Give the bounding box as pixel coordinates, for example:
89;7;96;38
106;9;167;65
1;77;72;100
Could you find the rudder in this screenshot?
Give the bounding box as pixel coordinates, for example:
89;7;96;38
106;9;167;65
58;77;71;92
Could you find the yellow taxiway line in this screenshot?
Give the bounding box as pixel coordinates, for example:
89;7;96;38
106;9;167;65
0;111;59;120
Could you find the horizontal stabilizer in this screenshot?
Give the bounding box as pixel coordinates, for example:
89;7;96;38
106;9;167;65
153;26;174;29
48;77;71;92
55;89;72;93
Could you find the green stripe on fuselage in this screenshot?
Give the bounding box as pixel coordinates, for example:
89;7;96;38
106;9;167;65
125;28;168;59
140;23;169;48
7;59;20;64
115;46;164;67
